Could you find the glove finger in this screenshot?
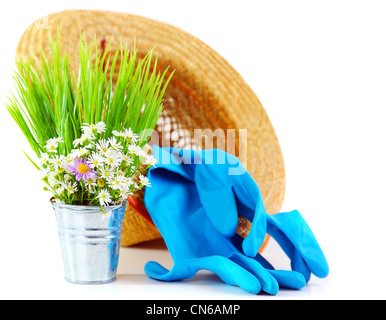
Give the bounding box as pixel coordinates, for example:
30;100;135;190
231;235;307;290
240;254;307;290
194;156;239;237
189;256;262;295
241;189;267;258
292;251;311;283
145;261;194;281
268;270;307;290
253;245;311;284
232;234;274;270
145;261;175;281
195;149;268;250
267;221;313;282
228;177;268;258
267;210;329;279
228;252;279;295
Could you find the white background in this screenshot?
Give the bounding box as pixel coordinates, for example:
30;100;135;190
0;0;386;300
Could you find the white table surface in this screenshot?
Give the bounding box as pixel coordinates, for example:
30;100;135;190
0;237;330;300
0;227;380;300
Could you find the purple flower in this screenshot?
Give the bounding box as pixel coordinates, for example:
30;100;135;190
67;157;97;182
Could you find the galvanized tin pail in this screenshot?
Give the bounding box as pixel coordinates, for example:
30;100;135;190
51;200;126;284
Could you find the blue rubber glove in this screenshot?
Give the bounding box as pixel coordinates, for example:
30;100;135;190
192;149;329;282
144;146;328;294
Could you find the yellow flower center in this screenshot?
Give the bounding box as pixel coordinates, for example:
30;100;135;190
98;179;105;187
78;163;90;174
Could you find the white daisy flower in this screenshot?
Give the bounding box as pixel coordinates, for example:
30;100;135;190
127;145;137;156
64;154;75;166
118;189;129;200
104;150;123;168
127;144;144;157
85;177;97;187
109;176;124;190
89;152;104;169
139;174;151;187
96;139;110;155
56;186;65;196
122;154;134;166
73;147;89;157
65;182;78;194
82;121;106;135
137;148;147;158
108;137;123;151
50;155;65;170
119;177;134;193
39;153;50;166
144;154;157;167
47;172;60;188
73;137;84;148
126;177;134;187
73;132;95;148
112;130;124;138
52;137;64;144
123;128;139;142
94;121;107;133
97;189;112;206
81;123;92;133
45;139;58;153
100;167;114;180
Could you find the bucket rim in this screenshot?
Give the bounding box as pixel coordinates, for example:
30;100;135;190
50;198;126;212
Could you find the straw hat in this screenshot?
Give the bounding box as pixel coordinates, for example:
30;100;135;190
16;10;286;248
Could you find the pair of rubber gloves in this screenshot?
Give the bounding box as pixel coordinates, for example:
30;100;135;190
143;146;329;295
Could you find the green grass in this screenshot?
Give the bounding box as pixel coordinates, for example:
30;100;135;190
6;34;173;161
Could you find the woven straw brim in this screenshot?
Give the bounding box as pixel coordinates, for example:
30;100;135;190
16;10;286;247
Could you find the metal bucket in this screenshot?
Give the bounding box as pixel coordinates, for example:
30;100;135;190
52;200;126;284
